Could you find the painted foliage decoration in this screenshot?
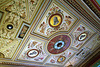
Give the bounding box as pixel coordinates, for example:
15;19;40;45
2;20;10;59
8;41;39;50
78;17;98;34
46;49;75;65
65;47;91;66
0;0;99;67
1;0;40;23
0;13;21;39
18;37;48;62
0;0;41;59
0;0;7;5
35;3;76;37
0;12;21;58
28;0;39;20
65;34;100;66
2;0;27;20
0;38;20;58
72;23;95;49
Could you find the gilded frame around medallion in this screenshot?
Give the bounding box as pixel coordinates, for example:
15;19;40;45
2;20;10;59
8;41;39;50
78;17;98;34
57;56;66;63
77;32;88;41
46;33;72;55
48;13;63;28
47;34;71;54
27;49;39;58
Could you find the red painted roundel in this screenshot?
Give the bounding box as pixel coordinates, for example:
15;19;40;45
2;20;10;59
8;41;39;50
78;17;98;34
47;35;71;54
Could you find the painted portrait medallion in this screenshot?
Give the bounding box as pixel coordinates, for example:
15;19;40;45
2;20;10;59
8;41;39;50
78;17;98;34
57;56;66;63
78;32;88;41
47;35;71;54
27;49;39;58
49;13;62;27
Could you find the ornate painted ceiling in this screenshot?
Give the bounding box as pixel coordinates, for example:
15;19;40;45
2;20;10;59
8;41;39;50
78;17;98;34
0;0;100;67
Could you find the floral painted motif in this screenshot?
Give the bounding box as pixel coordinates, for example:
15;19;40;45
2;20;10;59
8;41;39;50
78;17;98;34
0;38;20;58
72;24;94;49
2;0;27;20
0;13;21;39
35;3;76;37
18;37;48;62
1;0;39;23
28;0;39;20
46;49;75;65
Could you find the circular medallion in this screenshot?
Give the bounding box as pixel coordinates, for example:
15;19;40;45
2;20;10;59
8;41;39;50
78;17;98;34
54;41;65;50
49;13;62;27
78;32;88;41
7;24;13;30
27;49;39;58
57;56;66;63
5;23;14;31
47;35;71;54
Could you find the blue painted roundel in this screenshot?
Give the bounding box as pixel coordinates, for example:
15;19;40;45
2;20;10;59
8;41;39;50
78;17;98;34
54;41;65;49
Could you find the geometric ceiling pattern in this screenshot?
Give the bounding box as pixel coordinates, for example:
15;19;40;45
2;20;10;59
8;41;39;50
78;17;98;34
0;0;100;67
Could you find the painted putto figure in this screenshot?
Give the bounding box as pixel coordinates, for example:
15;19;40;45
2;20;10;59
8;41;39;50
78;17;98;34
64;16;72;26
39;22;47;33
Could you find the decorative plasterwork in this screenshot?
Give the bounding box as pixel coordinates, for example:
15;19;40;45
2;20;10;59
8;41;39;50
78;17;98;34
0;38;21;58
63;0;100;31
33;1;78;38
65;33;100;67
18;36;48;63
47;35;71;54
0;12;22;39
84;33;100;51
0;0;99;67
0;0;45;60
0;0;43;24
0;0;12;7
83;0;100;18
0;11;22;59
71;21;95;49
46;49;76;65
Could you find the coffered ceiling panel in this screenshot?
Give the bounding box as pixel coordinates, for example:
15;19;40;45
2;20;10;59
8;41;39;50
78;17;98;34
65;33;100;67
17;36;48;64
71;21;95;49
0;0;100;67
63;0;100;31
33;0;79;38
